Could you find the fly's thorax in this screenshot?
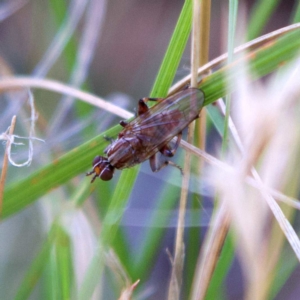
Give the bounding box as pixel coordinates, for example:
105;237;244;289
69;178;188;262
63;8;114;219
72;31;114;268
105;138;124;157
106;136;144;169
118;128;135;137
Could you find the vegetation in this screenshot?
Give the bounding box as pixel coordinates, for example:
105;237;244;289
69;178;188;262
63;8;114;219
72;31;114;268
1;1;300;299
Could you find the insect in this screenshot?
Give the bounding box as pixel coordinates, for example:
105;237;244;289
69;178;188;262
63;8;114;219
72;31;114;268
87;87;205;182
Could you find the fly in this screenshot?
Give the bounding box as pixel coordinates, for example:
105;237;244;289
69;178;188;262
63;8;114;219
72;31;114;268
87;87;205;182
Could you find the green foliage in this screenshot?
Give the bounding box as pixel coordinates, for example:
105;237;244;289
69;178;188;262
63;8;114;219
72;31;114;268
2;1;300;299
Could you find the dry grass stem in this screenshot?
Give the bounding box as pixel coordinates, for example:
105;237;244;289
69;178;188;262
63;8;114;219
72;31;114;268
189;2;212;294
106;249;140;299
0;115;17;216
118;280;140;300
198;0;211;65
196;0;210;169
215;62;300;297
191;201;230;300
182;139;300;209
190;56;300;298
168;1;201;298
0;77;133;119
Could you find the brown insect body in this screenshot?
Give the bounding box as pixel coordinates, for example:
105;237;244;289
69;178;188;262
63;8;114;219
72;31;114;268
87;88;204;182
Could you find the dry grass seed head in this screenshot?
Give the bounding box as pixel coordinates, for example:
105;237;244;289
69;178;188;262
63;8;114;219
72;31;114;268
213;58;300;297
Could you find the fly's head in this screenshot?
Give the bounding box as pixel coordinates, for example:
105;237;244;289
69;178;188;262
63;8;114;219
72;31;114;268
86;156;114;182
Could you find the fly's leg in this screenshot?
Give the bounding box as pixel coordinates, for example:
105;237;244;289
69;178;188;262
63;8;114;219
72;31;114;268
137;99;149;115
138;97;164;116
149;132;183;174
86;170;97;183
103;135;114;143
119;120;128;127
103;135;115;154
121;96;164;125
149;153;183;175
159;132;182;157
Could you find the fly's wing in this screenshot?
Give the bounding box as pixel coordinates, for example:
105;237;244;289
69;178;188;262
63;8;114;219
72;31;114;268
126;88;204;152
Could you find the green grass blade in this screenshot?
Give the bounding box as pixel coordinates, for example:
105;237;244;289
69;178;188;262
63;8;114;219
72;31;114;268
49;0;79;70
222;0;238;153
131;183;181;278
205;234;235;299
268;247;298;299
53;226;74;300
14;225;58;300
78;1;194;298
293;2;300;22
14;243;52;299
151;0;192;97
247;0;281;41
184;195;202;299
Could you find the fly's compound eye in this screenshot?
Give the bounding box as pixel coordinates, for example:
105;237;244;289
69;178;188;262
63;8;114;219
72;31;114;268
92;155;102;166
100;165;114;181
87;156;114;182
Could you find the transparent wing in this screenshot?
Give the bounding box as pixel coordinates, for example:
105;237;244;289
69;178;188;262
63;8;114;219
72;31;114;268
126;88;204;147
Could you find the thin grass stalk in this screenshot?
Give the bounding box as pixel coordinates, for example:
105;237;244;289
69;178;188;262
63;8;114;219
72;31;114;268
222;0;238;153
215;64;300;297
180;139;300;210
118;280;140;300
0;78;133;119
0;115;16;216
190;201;231;300
249;160;300;261
191;2;239;299
186;0;211;297
248;119;299;299
217;73;300;262
222;72;300;298
198;0;210;65
167;1;201;299
197;0;211;165
105;249;140;299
